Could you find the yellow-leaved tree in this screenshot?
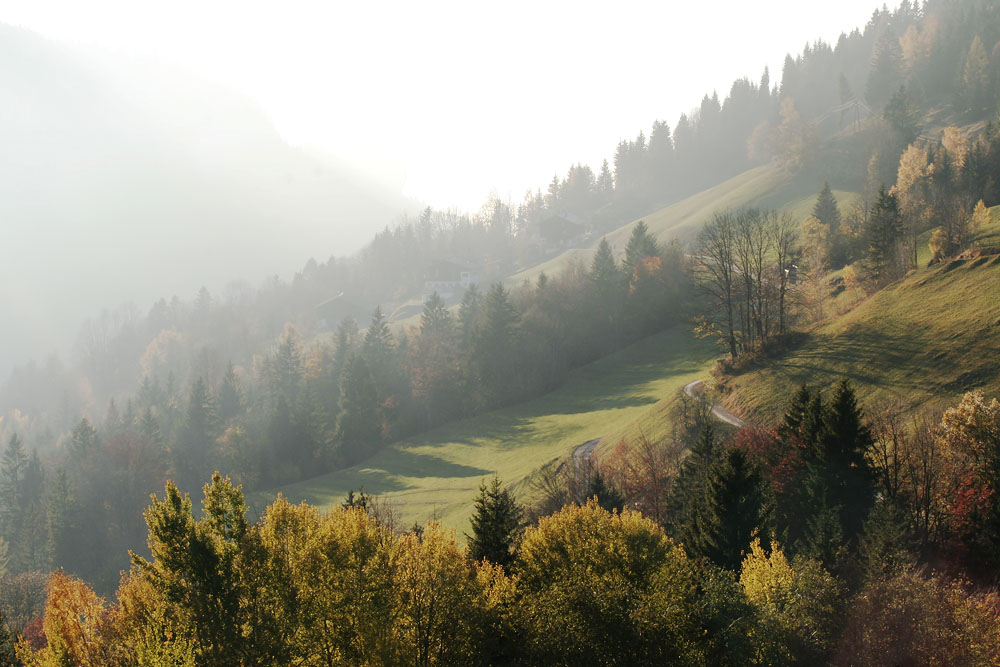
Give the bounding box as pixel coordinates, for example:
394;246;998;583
739;539;842;665
516;499;751;665
15;571;130;666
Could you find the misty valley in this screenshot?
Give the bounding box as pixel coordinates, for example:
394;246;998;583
4;0;1000;664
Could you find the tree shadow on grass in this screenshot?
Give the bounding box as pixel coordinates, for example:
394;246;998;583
762;328;928;390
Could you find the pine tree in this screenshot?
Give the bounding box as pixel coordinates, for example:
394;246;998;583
597;159;614;200
812;183;841;232
586;471;626;513
458;284;483;347
70;417;99;460
46;468;74;570
798;469;847;573
473;283;521;407
668;421;720;548
866;186;903;283
466;475;523;570
104;398;123;435
590;238;620;285
866;31;903;108
778;384;813;442
335;355;380;465
623;220;659;273
173;378;219;492
140;407;163;448
270;327;303;405
420;292;452;337
363;306;394;361
695;447;770;571
415;293;463;426
819;379;874;543
218;362;244;422
962;35;991;116
883;86;919;144
0;434;27;536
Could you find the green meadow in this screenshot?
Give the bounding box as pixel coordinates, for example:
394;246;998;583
257;325;717;533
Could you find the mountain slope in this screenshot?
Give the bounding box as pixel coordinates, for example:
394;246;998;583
508;164;856;285
723;219;1000;422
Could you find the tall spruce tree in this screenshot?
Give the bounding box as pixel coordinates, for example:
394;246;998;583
590;238;625;348
473;283;521;407
668;421;720;549
694;447;770;571
865;186;903;283
173;378;219;492
812;182;841;231
623;220;660;274
590;237;620;286
866;30;903;108
0;434;27;562
69;417;99;460
335;355;380;465
818;379;874;542
458;284;483;347
466;475;524;570
217;362;244;422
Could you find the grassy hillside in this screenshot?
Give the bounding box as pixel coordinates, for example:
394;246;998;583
508;163;856;285
724;219;1000;423
256;325;717;532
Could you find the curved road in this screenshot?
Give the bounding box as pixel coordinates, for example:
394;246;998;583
571;380;745;468
573;438;601;474
682;379;745;428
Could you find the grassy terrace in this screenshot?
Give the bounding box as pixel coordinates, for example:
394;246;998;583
256;325;717;533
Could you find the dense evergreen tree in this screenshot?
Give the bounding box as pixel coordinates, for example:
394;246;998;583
669;421;720;550
473;283;521;407
217;362;244;422
589;237;625;349
466;475;523;570
69;417;99;459
586;471;626;513
866;30;903;107
623;220;659;273
865;186;904;283
694;447;770;570
335;355;380;465
883;85;920;145
458;284;483;346
172;378;219;492
813;182;841;231
797;380;874;569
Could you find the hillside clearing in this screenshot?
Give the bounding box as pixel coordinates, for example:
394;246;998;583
256;325;717;532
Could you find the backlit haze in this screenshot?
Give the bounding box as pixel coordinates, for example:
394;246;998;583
2;0;879;376
8;0;878;210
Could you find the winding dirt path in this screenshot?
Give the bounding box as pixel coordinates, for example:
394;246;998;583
572;438;601;474
571;379;745;470
683;379;745;428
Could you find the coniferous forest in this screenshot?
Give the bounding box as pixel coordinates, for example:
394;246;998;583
6;0;1000;664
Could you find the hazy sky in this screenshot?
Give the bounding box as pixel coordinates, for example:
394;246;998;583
5;0;881;212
